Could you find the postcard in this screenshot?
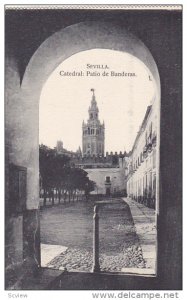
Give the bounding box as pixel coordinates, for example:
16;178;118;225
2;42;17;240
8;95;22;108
5;4;182;292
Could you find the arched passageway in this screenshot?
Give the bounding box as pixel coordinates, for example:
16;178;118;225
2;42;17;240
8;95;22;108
7;19;160;277
18;22;160;273
20;21;160;210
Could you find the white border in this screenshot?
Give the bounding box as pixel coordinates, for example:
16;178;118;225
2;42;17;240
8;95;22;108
4;4;182;10
1;1;185;299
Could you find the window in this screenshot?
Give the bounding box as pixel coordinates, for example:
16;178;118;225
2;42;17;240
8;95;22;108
106;176;111;183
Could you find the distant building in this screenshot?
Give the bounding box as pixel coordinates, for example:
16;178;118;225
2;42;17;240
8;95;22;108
126;98;157;208
79;89;127;195
55;138;128;195
54;89;128;195
55;90;157;200
82;89;105;156
85;165;127;196
55;140;82;158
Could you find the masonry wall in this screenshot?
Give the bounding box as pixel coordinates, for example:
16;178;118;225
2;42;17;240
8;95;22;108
5;57;25;279
86;168;126;195
5;53;40;289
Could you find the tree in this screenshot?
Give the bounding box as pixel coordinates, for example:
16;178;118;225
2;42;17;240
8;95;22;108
63;167;95;201
39;144;95;205
39;144;70;205
84;179;95;200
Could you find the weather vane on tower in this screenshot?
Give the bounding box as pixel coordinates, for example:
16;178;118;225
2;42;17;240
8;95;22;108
91;88;95;96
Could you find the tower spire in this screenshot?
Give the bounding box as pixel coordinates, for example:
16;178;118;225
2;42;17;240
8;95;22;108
82;89;105;156
91;88;95;97
89;88;98;119
90;88;96;103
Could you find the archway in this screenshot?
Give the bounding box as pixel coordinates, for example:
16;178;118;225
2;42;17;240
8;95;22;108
19;21;160;270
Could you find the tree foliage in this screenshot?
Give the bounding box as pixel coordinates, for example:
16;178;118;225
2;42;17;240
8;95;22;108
39;144;95;200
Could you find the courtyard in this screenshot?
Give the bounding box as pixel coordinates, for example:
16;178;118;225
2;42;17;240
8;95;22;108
40;198;147;273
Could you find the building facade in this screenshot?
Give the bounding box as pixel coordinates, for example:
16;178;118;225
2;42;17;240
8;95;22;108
86;166;126;196
126;98;157;209
82;89;105;156
73;151;128;196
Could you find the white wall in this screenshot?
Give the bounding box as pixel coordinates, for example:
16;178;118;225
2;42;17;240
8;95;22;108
86;168;126;194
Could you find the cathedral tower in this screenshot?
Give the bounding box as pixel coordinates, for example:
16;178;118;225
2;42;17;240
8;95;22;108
82;89;105;156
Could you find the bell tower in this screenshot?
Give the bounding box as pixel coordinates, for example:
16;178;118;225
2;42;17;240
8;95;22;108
82;89;105;156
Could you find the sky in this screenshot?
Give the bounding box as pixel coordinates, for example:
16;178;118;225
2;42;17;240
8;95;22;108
39;49;155;153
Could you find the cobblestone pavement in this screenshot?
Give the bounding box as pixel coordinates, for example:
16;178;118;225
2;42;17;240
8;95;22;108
47;243;145;272
41;199;146;272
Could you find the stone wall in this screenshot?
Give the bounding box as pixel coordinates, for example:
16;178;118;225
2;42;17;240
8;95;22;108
5;57;41;287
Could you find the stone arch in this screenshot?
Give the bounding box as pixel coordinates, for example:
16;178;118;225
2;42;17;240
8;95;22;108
19;21;160;210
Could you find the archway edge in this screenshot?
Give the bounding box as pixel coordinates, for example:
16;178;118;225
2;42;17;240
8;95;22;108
20;21;160;209
22;21;160;93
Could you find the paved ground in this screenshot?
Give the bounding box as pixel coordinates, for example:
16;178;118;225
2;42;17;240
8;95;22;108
122;198;156;274
40;198;145;272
